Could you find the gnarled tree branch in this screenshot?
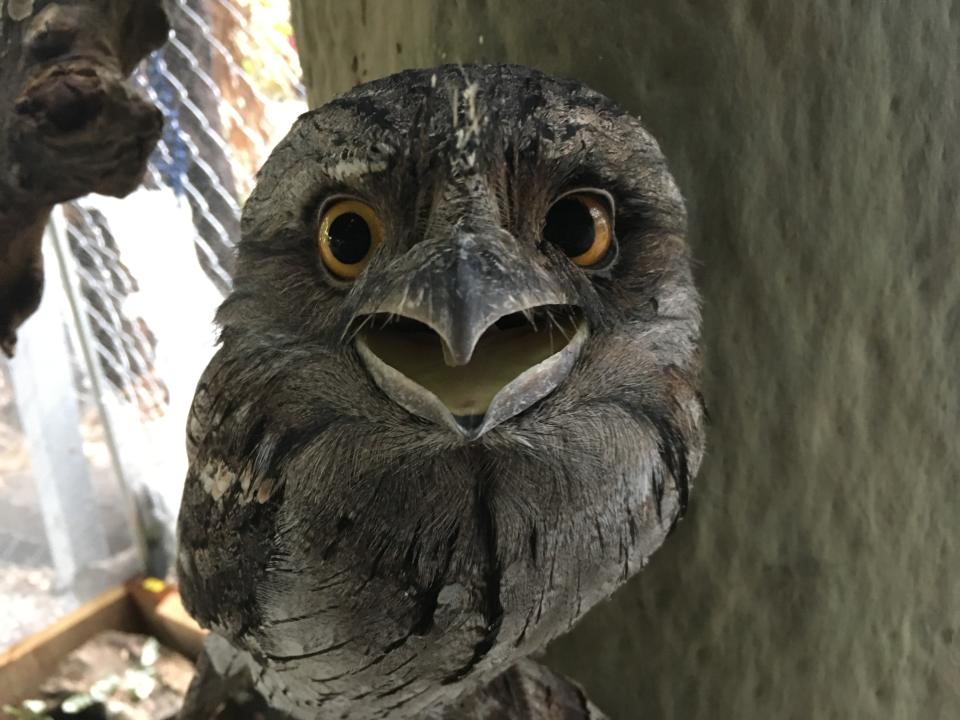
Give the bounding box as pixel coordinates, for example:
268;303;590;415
180;635;607;719
431;659;609;720
0;0;169;356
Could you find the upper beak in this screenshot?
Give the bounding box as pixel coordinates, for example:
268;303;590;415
352;228;587;439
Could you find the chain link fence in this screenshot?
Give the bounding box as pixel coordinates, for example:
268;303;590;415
0;0;305;649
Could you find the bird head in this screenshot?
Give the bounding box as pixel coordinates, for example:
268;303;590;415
225;65;700;444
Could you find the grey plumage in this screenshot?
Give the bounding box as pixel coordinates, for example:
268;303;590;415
177;64;704;719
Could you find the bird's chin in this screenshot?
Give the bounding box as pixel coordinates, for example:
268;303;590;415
355;313;588;440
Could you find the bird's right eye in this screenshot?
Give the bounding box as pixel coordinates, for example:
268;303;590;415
318;199;384;280
543;192;614;268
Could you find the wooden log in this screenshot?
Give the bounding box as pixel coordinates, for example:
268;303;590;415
0;0;169;356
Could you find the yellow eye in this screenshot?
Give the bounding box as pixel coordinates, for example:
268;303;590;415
543;193;613;267
318;199;384;280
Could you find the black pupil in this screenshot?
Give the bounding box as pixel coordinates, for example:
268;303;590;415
543;198;596;257
328;212;372;264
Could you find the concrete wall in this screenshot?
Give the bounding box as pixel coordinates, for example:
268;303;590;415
291;3;960;717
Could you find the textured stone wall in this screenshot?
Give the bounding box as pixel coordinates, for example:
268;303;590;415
291;3;960;717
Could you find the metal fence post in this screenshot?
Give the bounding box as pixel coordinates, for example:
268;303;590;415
7;231;113;594
47;211;149;584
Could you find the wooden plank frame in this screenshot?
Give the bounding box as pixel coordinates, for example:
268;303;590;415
0;579;206;711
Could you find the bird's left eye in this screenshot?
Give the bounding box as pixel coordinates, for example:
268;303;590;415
543;192;614;267
318;199;384;280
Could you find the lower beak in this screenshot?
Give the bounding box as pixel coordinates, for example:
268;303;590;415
355;307;587;439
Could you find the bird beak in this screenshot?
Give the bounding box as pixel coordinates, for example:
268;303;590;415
352;229;587;439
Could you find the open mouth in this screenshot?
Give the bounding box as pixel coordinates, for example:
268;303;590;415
355;305;587;438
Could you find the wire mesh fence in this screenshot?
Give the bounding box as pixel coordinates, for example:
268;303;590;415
0;0;305;649
74;0;305;418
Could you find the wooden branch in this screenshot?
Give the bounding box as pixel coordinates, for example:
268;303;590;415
0;0;169;356
430;659;608;720
178;640;608;720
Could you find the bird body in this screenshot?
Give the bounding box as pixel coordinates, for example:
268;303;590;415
177;64;704;719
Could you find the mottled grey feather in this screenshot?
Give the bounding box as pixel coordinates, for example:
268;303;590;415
177;64;704;719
